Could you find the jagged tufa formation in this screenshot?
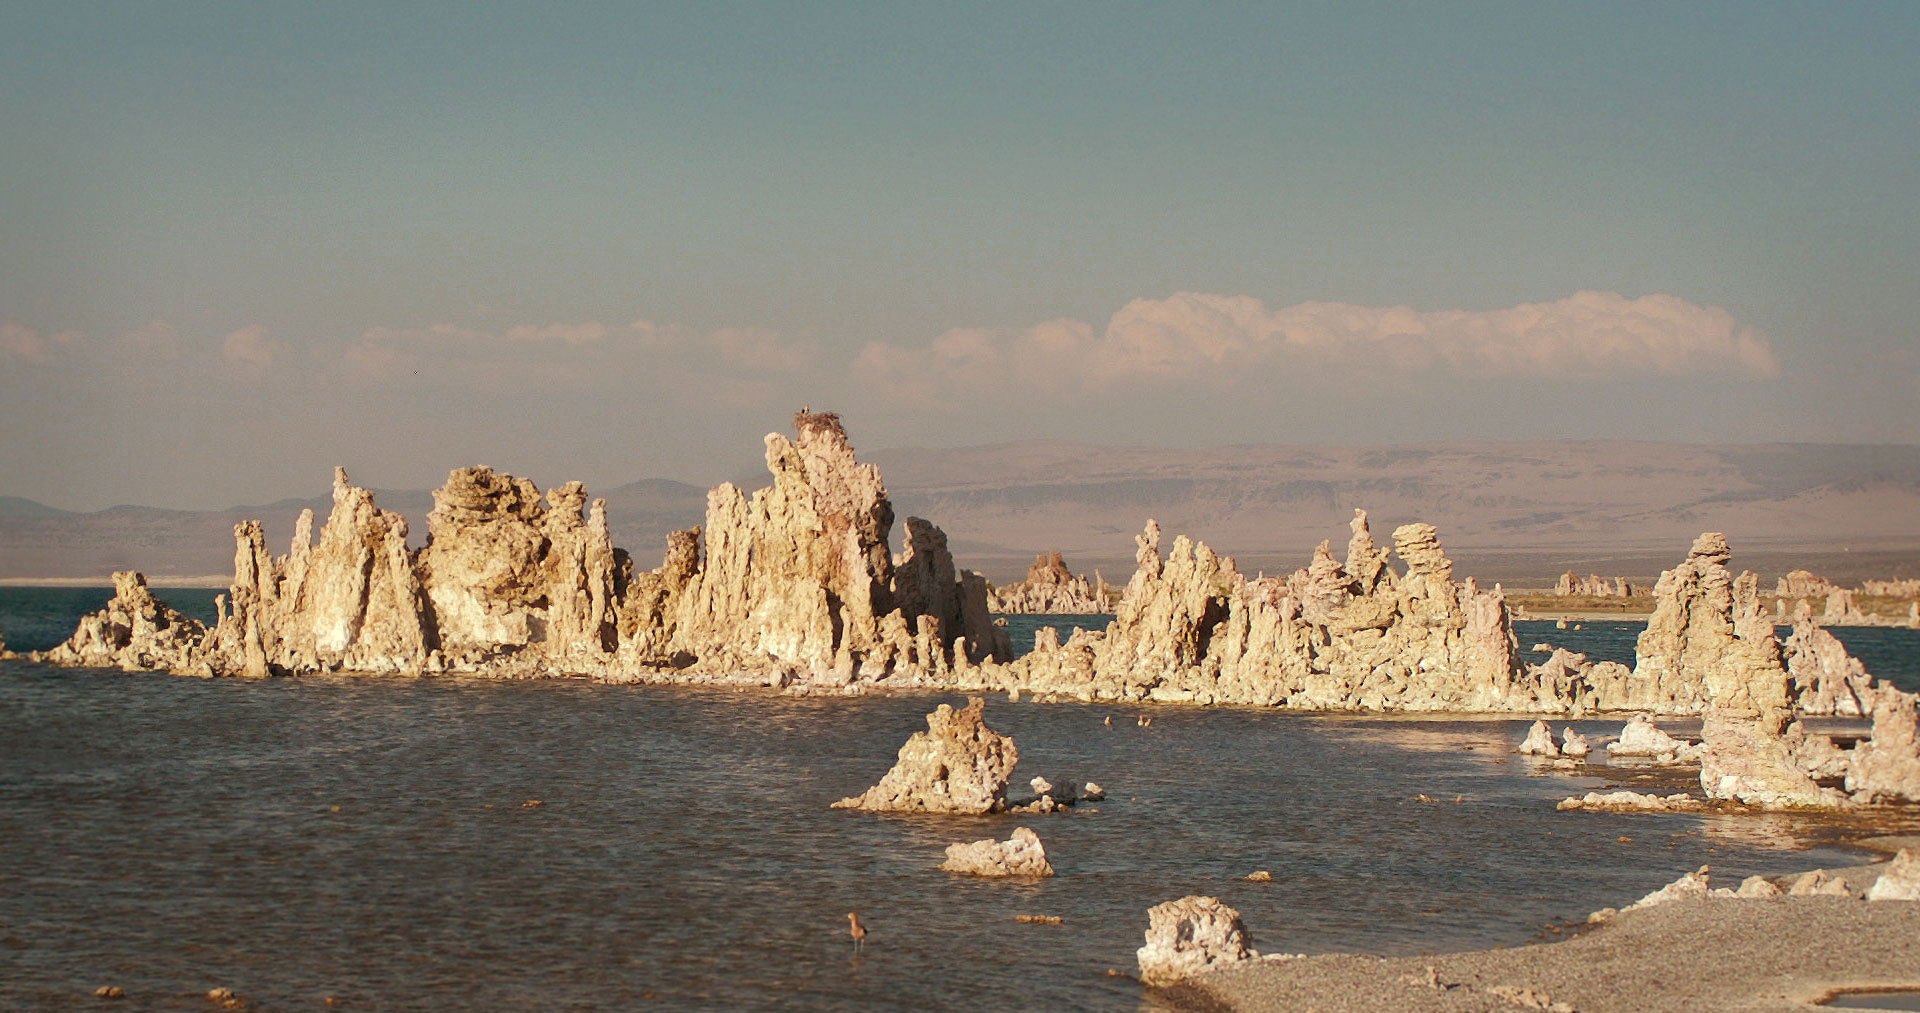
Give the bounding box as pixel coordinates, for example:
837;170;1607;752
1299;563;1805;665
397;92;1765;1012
988;551;1110;614
37;416;1011;683
1004;510;1537;711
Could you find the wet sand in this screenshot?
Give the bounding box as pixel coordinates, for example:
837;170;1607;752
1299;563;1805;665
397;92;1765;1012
1170;844;1920;1013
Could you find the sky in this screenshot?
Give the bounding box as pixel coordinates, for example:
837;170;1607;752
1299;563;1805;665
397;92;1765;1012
2;2;1916;511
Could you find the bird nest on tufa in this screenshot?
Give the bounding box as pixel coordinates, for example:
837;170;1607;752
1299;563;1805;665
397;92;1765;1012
794;408;845;439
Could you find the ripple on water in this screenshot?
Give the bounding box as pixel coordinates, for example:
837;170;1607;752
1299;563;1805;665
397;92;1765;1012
4;655;1910;1011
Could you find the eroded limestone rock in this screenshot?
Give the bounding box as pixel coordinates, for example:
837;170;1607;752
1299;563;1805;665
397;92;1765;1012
939;827;1054;877
39;413;1015;684
989;552;1109;614
1699;708;1849;808
1847;687;1920;803
832;697;1018;813
1606;714;1699;764
1625;865;1711;910
1136;895;1256;985
34;571;210;674
1517;720;1559;756
1785;620;1876;716
1866;849;1920;901
1557;791;1701;812
1006;509;1542;712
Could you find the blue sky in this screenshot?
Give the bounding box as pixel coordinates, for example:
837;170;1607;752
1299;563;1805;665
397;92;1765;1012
3;3;1916;509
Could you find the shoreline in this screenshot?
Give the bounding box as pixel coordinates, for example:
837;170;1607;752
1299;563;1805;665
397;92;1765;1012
1171;836;1920;1013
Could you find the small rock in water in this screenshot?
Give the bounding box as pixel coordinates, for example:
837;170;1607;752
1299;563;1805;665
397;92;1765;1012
1246;870;1272;882
1517;719;1559;756
1014;913;1063;924
93;985;124;1000
940;827;1054;877
520;799;544;808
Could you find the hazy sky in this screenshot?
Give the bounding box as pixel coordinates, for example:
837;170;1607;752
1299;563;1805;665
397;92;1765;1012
3;3;1916;510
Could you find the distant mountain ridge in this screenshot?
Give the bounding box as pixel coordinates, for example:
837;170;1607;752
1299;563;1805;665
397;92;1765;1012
3;441;1917;587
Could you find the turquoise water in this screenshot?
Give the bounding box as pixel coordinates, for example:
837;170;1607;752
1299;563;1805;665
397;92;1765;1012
0;591;1914;1011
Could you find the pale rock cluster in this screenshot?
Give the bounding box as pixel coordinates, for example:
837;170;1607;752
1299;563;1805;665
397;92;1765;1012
1556;791;1701;812
1607;714;1700;764
39;413;1012;685
37;571;211;673
1625;866;1796;911
833;697;1019;814
1783;619;1876;717
988;552;1110;614
1774;569;1839;600
1517;719;1559;756
1004;511;1548;712
1866;849;1920;901
1519;531;1920;809
939;827;1054;877
1135;895;1258;985
1555;572;1634;597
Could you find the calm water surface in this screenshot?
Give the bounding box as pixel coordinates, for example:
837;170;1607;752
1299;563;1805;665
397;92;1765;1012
1;592;1915;1011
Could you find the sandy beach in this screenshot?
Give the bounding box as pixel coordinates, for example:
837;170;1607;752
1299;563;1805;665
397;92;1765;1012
1171;840;1920;1013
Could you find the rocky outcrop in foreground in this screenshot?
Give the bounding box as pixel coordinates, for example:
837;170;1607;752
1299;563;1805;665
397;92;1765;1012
939;827;1053;877
988;551;1110;614
1136;895;1260;985
833;697;1019;813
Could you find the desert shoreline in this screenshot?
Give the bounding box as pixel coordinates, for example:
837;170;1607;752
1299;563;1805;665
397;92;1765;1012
1164;836;1920;1013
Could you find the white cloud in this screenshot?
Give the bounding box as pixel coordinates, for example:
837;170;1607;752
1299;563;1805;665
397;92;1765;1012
857;291;1779;396
222;325;277;369
0;322;81;363
504;321;607;344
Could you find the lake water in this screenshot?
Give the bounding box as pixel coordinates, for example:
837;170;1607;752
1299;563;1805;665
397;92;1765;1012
2;590;1917;1011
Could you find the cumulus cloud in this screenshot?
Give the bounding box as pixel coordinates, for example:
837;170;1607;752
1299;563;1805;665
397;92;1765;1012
222;325;277;369
0;322;82;363
341;315;814;384
504;321;607;344
856;291;1778;397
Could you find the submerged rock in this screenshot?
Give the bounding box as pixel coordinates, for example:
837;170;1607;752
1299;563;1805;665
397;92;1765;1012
1557;791;1701;812
832;697;1019;814
939;827;1053;877
1136;895;1256;985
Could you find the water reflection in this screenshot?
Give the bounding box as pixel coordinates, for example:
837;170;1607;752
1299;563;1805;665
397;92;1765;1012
0;642;1911;1010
